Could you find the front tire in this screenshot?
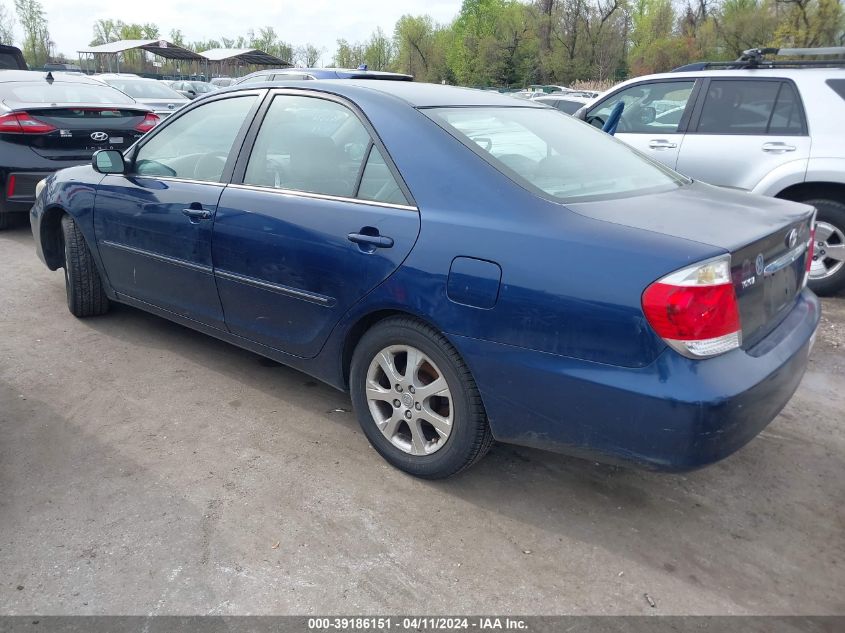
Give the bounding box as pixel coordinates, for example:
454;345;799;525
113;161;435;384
61;214;110;317
350;317;493;479
802;199;845;296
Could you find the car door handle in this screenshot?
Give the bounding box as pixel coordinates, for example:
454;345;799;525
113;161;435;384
648;139;677;150
762;142;796;153
347;232;394;249
182;207;212;221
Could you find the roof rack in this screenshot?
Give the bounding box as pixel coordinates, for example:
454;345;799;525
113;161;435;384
672;46;845;72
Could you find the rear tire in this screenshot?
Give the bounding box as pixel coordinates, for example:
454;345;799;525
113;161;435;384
802;199;845;296
61;214;110;317
350;317;493;479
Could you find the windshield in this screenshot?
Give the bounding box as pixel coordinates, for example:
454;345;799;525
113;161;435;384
426;106;685;202
104;79;183;100
5;81;136;105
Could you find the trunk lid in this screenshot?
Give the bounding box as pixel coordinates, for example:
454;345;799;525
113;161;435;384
1;103;149;161
567;181;815;348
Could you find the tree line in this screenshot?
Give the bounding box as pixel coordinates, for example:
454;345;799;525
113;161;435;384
1;0;843;85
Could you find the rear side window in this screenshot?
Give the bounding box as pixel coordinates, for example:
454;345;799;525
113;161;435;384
358;146;408;205
695;80;805;135
827;79;845;101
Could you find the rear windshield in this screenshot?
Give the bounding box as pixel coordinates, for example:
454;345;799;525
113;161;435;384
4;81;136;105
426;106;685;203
104;79;183;100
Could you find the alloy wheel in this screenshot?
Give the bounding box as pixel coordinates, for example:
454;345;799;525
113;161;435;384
365;344;453;456
810;221;845;280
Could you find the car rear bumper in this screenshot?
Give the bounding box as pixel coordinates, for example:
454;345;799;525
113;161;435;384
452;289;820;471
1;160;86;214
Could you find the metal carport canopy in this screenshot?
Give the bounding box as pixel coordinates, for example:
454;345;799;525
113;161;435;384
77;39;204;61
199;48;291;66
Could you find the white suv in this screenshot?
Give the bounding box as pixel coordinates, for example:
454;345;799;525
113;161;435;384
577;50;845;294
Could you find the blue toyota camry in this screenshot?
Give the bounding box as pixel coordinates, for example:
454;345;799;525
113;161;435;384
30;81;820;478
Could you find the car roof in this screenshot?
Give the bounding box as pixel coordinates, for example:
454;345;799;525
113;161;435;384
241;67;413;80
623;67;845;83
0;69;106;84
222;79;546;108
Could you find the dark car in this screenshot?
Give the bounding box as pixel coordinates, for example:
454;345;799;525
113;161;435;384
0;70;158;229
233;67;413;85
0;44;27;70
31;81;819;478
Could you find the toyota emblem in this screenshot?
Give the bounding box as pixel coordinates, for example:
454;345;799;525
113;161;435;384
755;254;765;276
786;228;798;249
90;131;108;142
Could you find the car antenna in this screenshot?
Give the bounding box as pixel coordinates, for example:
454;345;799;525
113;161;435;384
45;71;54;83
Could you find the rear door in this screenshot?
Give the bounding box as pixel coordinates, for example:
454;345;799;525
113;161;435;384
94;92;261;328
213;90;420;358
584;79;698;169
675;78;811;190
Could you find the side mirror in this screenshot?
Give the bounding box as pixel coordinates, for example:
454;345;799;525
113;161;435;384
574;107;587;121
639;107;656;125
92;150;126;174
187;89;196;97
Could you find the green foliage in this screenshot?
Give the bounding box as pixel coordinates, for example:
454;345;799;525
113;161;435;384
15;0;50;66
72;0;845;85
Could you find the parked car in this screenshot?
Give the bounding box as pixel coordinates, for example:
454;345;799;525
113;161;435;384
576;48;845;294
0;69;157;229
94;74;190;118
0;44;27;70
233;67;413;84
168;80;217;99
533;94;591;114
31;81;819;478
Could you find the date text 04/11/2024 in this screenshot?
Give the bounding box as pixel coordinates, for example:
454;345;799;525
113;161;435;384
307;617;529;630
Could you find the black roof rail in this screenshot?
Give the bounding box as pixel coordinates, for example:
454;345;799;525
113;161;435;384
671;46;845;72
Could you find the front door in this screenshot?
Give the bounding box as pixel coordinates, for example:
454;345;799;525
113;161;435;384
94;93;260;328
585;79;697;170
212;92;421;358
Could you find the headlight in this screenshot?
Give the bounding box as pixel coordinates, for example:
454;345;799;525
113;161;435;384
35;178;46;199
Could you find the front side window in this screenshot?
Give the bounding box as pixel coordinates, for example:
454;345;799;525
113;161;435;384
695;80;805;135
427;106;685;202
244;94;406;204
587;81;694;134
133;95;256;182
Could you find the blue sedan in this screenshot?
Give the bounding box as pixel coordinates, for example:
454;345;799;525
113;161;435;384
30;81;820;478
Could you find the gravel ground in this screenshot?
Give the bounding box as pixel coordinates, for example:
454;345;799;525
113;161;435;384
1;223;843;615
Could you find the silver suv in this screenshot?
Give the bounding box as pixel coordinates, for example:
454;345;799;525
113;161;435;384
577;50;845;294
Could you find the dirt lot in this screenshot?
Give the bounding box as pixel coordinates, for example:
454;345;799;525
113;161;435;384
0;223;843;615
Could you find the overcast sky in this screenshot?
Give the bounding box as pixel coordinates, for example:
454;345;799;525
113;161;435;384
28;0;463;65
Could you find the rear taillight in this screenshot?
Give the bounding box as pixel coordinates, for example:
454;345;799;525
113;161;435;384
135;113;160;133
642;255;741;358
0;112;57;134
6;174;15;197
